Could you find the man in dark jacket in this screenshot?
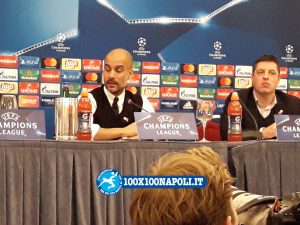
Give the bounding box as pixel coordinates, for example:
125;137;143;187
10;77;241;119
221;55;300;141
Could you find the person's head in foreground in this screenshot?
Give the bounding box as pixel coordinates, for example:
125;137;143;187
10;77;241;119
130;146;238;225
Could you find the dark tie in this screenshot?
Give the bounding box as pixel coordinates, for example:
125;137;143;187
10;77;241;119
112;97;119;115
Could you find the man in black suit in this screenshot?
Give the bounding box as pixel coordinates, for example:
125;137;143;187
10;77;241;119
221;55;300;141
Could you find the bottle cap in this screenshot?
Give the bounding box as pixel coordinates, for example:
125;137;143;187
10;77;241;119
81;88;88;97
231;92;239;101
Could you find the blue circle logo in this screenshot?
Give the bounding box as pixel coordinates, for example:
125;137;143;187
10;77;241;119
96;169;122;195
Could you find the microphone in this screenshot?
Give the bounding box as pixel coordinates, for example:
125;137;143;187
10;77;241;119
237;94;261;141
127;99;149;113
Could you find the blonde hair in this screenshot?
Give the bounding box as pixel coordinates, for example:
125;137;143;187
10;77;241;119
130;146;234;225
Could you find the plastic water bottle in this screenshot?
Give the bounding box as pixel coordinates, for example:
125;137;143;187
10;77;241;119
77;88;92;140
227;92;243;142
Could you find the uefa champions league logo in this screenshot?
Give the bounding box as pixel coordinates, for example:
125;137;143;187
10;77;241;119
56;33;66;43
281;44;297;63
213;41;222;51
96;169;122;195
137;37;147;48
286;45;294;54
133;37;151;56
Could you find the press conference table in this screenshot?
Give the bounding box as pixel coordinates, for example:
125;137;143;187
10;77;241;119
0;140;299;225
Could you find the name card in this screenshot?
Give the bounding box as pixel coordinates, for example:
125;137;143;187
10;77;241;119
275;115;300;141
134;112;198;140
0;109;46;140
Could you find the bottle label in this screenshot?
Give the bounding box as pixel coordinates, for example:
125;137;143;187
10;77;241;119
78;112;92;133
228;115;242;134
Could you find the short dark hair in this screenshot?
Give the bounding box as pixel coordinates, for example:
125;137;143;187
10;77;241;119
252;55;280;73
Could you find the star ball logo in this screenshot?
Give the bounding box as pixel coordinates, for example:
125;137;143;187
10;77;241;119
286;44;293;54
137;37;147;48
56;33;66;43
209;41;226;60
96;169;122;195
133;37;151;56
281;43;297;63
214;41;222;51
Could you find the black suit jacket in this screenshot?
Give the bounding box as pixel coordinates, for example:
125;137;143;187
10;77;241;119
220;87;300;141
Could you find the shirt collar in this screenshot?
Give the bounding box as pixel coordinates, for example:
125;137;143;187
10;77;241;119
253;91;277;110
103;86;125;107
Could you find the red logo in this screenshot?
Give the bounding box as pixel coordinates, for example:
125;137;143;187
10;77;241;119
142;62;161;73
160;87;179;98
19;82;40;94
148;99;160;111
216;88;234;100
217;65;235;76
0;55;18;68
280;67;288;78
18;95;39;108
40;69;61;82
82;59;102;71
126;86;139;95
180;75;197;87
288;91;300;99
181;64;196;74
81;84;101;92
128;74;141;85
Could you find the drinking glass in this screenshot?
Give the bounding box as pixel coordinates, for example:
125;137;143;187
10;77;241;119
0;95;18;109
196;99;213;141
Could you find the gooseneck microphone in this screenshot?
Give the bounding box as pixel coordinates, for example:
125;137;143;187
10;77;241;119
237;94;261;141
127;99;149;113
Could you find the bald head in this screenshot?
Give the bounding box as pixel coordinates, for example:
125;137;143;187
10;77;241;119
105;48;133;69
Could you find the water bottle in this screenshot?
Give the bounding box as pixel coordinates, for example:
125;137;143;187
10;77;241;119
227;92;243;142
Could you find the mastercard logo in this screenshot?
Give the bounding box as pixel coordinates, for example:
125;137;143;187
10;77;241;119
219;77;232;86
126;86;138;94
44;58;57;67
183;64;195;73
85;72;98;81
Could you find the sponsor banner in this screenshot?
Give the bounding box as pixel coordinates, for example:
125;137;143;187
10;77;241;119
179;87;197;100
288;67;300;78
198;88;216;99
19;69;40;81
148;99;160;111
288;91;300;98
217;65;235;76
142;62;160;74
180;75;197;87
133;61;141;73
217;77;234;88
19;56;40;68
161;87;179;98
82;72;101;83
18;95;40;108
0;68;18;81
276;79;287;90
61;70;82;82
40;96;56;107
0;55;18;68
198;76;216;88
280;67;288;79
216;88;233;100
161;74;179;86
61;58;81;71
0;82;18;94
142;74;160;86
62;83;81;96
141;86;160;98
160;99;179;110
126;86;140;95
235;77;252;89
198;64;216;76
19;82;40;94
181;64;197;74
40;83;61;96
179;100;197;110
215;100;226;115
235;65;252;77
81;84;101;92
128;74;141;85
288;79;300;89
41;57;61;69
161;62;180;74
82;59;102;71
40;69;61;82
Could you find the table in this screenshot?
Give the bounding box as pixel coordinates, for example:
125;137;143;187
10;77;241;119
232;140;300;198
0;140;227;225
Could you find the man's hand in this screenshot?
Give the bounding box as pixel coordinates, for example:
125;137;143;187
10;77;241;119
123;122;137;138
262;123;277;139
